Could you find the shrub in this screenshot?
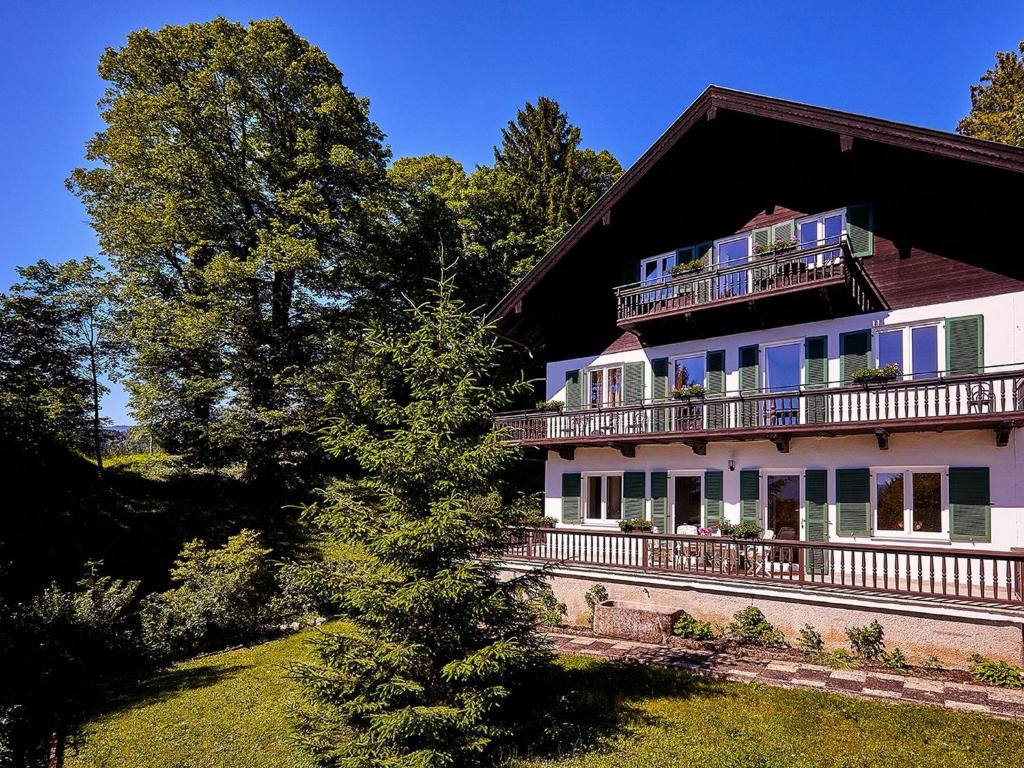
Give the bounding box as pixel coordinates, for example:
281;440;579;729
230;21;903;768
533;587;568;628
583;584;609;627
881;648;908;670
673;611;716;640
727;606;788;648
818;648;855;669
969;654;1024;688
796;624;824;653
618;518;653;532
846;620;885;661
719;520;763;539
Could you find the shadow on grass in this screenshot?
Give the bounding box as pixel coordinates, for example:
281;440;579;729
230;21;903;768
90;662;252;720
509;655;728;762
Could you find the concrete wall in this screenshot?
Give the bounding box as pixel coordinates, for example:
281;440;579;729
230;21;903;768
530;567;1024;667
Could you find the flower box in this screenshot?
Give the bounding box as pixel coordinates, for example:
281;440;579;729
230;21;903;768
852;363;902;385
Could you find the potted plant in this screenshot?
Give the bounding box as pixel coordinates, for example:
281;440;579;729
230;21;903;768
670;384;706;401
852;363;902;385
753;239;798;257
667;258;705;277
718;520;763;539
535;399;564;412
618;518;654;533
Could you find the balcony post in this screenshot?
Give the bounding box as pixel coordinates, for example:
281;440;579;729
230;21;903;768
526;528;533;559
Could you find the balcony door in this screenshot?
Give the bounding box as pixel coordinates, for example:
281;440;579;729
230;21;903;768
797;210;845;265
641;252;677;302
714;235;750;298
763;342;801;426
765;473;802;540
671;474;702;533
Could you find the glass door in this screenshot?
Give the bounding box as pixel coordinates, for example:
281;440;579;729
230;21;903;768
763;343;801;426
714;235;750;298
672;475;702;533
766;474;801;540
641;252;677;302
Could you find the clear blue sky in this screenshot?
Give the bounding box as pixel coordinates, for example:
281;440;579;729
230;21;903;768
2;1;1022;424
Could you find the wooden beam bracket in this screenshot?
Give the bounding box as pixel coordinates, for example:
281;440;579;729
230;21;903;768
613;442;637;458
874;428;890;451
768;433;790;453
556;446;575;461
682;439;707;456
996;421;1013;447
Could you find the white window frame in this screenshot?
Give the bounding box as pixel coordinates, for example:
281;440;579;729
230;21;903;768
873;321;944;381
795;208;847;247
640;251;677;284
869;466;949;540
760;470;805;539
668;470;704;532
670;353;707;389
586;364;624;408
713;233;751;268
581;471;624;525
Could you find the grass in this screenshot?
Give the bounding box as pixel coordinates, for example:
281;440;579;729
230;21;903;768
68;631;1024;768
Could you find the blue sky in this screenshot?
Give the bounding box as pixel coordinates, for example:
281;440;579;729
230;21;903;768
2;1;1022;423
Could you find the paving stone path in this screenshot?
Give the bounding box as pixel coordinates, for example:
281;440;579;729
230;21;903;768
546;632;1024;721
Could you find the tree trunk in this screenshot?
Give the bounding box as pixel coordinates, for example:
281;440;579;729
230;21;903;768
89;347;103;474
48;729;65;768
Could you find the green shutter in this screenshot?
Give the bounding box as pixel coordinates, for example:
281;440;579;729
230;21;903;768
651;357;669;431
840;330;871;383
623;471;646;521
651;471;668;533
752;226;772;253
949;467;991;542
704;470;723;528
706;349;726;429
805;335;829;424
739;345;759;427
621;259;640;286
805;469;829;574
772;219;795;244
740;470;760;524
836;468;870;536
561;472;581;524
846;203;873;258
623;361;645;404
946;315;984;376
564;369;583;410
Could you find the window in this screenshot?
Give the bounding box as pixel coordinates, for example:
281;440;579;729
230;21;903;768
715;234;750;267
763;342;801;426
641;252;677;284
672;474;702;530
874;324;941;380
673;354;706;389
797;209;845;264
766;474;801;539
584;474;622;521
872;468;946;536
588;366;622;407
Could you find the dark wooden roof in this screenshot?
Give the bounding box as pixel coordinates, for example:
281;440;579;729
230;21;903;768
489;86;1024;347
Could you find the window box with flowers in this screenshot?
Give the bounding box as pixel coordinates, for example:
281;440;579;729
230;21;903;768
852;363;902;385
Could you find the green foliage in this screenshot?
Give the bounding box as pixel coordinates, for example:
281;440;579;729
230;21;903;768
672;611;716;641
795;624;824;653
617;519;653;532
533;587;568;629
753;239;798;256
718;521;763;539
535;400;564;411
817;648;855;670
958;40;1024;147
583;584;609;627
881;648;908;670
667;258;705;276
969;654;1024;688
845;621;885;661
68;17;390;479
726;607;788;648
288;274;550;767
140;530;284;661
669;384;706;400
851;363;902;384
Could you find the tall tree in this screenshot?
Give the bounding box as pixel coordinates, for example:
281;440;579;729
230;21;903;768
290;268;549;767
958;40;1024;147
68;17;390;480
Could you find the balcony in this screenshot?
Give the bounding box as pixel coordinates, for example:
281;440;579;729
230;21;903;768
615;237;882;341
496;369;1024;456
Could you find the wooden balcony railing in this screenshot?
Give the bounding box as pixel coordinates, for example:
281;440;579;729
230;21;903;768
615;237;873;323
496;370;1024;446
506;527;1024;607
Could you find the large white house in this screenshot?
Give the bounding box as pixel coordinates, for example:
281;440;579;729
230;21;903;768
491;87;1024;662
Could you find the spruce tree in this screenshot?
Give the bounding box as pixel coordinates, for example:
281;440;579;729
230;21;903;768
290;267;550;767
958;40;1024;147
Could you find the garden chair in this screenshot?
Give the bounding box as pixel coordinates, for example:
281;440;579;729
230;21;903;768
967;381;995;413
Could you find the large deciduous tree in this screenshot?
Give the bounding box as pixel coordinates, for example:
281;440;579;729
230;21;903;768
290;269;550;767
958;40;1024;147
68;17;390;480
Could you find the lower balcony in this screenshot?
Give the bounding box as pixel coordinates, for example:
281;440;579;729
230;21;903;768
496;370;1024;456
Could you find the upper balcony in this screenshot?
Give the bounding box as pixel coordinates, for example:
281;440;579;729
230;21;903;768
496;368;1024;458
615;236;883;342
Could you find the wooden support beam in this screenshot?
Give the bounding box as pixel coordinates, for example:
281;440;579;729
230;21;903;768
613;442;636;458
839;134;854;152
874;428;890;451
768;433;790;453
601;209;612;226
706;104;718;121
556;446;575;461
996;421;1013;447
682;439;707;456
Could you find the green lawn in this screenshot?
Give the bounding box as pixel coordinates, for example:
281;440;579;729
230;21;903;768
69;630;1024;768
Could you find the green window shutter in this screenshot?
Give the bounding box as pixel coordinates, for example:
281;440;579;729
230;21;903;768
651;471;668;533
651;357;669;431
740;470;760;524
739;344;759;427
836;468;870;536
564;369;583;410
752;226;772;253
623;361;645;404
704;470;723;528
846;203;873;258
805;469;829;574
705;349;726;429
621;259;640;285
561;472;581;524
694;241;713;266
840;330;871;383
946;315;984;376
949;467;991;542
805;335;829;424
623;471;646;521
772;219;795;244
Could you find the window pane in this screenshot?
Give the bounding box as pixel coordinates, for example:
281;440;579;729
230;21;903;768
824;214;843;244
912;473;941;533
764;344;800;392
674;476;702;528
799;220;818;248
607;367;622;406
606;476;622;520
876;472;905;531
878;330;903;370
718;237;749;266
674;356;706;388
642;259;659;283
586;476;602;519
911;326;938;380
767;475;799;538
589;369;603;406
